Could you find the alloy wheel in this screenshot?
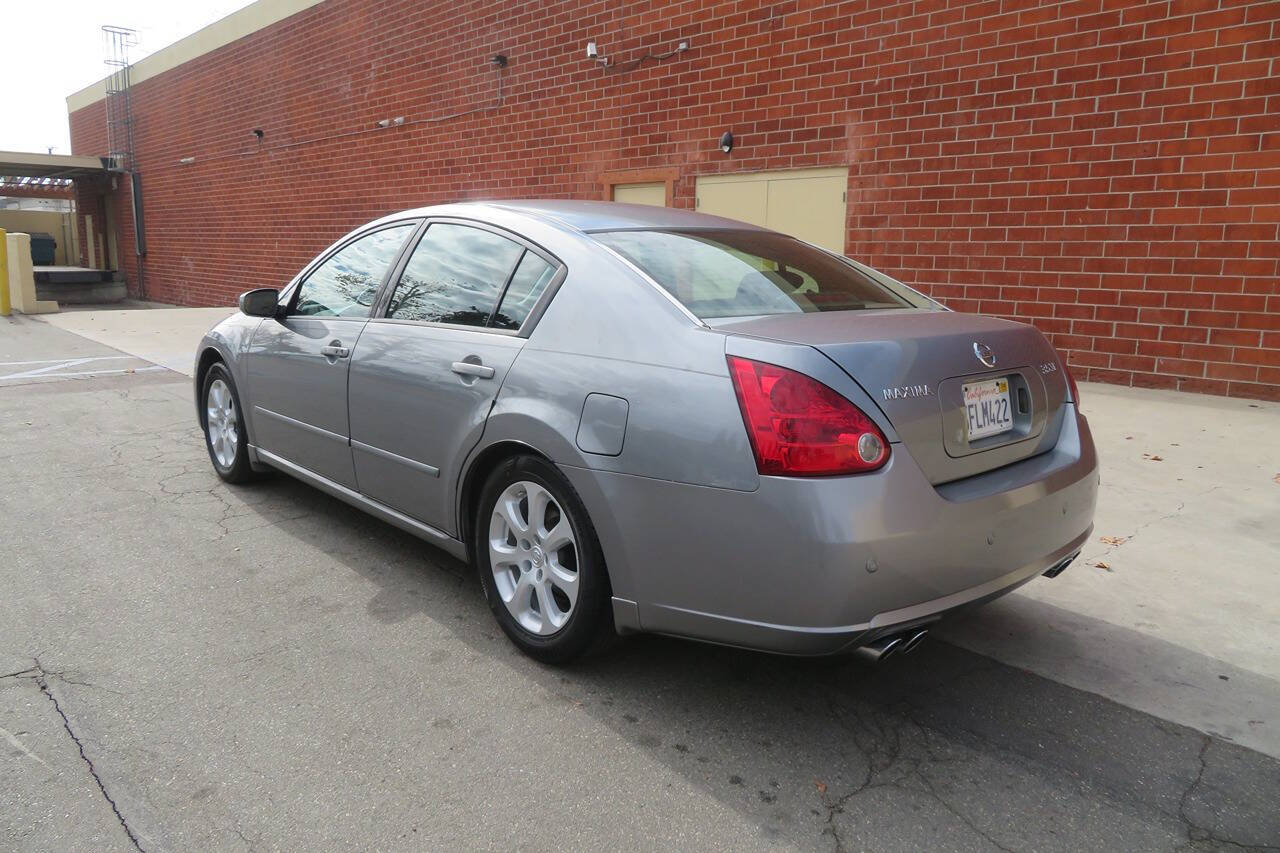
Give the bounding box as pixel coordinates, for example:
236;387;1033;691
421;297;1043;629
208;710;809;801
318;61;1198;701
206;378;239;468
488;480;580;635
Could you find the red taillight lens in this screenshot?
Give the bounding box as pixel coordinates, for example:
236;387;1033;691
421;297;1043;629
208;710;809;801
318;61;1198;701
726;355;890;476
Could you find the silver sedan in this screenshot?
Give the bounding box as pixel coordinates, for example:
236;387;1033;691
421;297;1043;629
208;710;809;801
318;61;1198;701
196;201;1098;663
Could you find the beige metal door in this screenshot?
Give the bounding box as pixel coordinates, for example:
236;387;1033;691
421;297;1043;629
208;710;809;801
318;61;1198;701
695;167;848;252
612;182;666;206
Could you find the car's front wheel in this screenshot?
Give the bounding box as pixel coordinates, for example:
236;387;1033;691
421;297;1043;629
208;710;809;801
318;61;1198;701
201;362;256;484
475;455;612;663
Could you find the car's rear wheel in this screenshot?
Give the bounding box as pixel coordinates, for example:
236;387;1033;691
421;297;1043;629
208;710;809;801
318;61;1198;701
475;455;611;663
201;363;256;484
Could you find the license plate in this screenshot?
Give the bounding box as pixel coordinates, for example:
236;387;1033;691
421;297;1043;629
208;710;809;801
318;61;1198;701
963;377;1013;441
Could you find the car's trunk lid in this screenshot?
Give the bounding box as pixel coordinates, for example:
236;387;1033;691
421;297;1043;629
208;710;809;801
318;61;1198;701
715;308;1072;485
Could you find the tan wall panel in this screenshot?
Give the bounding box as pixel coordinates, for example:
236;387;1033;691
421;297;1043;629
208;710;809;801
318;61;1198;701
765;174;847;253
0;210;73;264
696;168;848;252
695;179;767;228
612;182;667;206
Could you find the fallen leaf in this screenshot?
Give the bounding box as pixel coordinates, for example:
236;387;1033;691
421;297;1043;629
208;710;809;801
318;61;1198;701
815;781;827;793
1125;436;1133;440
1094;561;1110;570
1149;455;1163;461
1274;473;1280;485
1100;535;1127;546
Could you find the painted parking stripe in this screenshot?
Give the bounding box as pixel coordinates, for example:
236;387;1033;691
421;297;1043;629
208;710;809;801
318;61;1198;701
0;355;134;367
1;358;109;380
0;365;168;384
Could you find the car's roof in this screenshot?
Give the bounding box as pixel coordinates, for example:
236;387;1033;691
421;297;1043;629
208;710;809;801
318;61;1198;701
372;199;769;235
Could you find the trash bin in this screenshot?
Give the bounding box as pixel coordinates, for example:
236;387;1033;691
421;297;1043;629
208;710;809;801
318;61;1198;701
27;232;57;266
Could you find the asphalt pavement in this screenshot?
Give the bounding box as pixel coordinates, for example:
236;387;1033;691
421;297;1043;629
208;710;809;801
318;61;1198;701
2;316;1277;852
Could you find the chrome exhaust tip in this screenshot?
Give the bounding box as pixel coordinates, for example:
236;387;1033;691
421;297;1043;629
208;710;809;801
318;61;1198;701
1043;550;1080;578
898;628;929;655
852;635;904;663
853;627;929;663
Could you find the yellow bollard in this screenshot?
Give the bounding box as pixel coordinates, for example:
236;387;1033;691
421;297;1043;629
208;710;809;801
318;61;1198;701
0;228;10;317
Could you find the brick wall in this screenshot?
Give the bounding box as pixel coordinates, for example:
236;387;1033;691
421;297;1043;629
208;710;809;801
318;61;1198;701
69;0;1280;399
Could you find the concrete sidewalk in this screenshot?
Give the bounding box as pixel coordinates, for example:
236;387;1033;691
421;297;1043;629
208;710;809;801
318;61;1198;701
17;303;1280;758
35;303;235;376
939;382;1280;757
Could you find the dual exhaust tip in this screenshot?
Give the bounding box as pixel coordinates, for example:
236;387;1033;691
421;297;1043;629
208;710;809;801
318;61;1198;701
853;551;1081;663
853;627;929;663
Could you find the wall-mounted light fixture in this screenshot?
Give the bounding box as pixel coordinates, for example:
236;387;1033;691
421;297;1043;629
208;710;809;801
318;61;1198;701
490;54;508;68
252;128;264;139
719;131;734;154
586;41;610;67
178;156;196;165
375;117;406;128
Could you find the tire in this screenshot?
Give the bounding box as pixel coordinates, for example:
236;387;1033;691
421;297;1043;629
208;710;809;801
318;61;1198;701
475;454;613;664
200;362;257;484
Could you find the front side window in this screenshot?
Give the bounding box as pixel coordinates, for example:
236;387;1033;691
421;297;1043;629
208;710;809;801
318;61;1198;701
293;223;415;318
593;229;911;320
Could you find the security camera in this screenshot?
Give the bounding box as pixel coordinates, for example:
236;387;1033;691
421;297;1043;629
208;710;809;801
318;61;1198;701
586;41;598;59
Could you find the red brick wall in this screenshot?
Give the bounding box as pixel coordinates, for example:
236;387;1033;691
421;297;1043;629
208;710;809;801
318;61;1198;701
69;0;1280;400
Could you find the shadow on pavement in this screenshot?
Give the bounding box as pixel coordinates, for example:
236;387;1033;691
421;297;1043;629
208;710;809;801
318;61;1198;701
243;474;1280;851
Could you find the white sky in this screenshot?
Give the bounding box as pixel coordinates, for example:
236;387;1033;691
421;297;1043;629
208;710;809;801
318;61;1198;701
1;1;256;155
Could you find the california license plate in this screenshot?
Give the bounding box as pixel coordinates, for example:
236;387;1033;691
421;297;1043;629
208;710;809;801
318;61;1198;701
963;377;1013;441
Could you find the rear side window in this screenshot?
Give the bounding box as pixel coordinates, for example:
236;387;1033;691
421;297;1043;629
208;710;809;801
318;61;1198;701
387;223;524;327
294;223;415;318
491;252;557;330
593;229;910;320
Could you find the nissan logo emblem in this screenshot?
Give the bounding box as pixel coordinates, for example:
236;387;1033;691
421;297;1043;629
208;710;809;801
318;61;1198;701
973;342;996;368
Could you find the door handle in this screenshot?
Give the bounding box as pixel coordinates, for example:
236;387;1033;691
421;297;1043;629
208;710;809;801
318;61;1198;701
451;360;495;379
320;341;350;359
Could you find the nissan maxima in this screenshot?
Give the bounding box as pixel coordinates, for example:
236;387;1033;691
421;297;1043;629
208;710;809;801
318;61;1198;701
195;200;1098;663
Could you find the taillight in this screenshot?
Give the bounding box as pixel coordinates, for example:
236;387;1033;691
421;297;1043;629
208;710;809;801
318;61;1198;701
726;355;890;476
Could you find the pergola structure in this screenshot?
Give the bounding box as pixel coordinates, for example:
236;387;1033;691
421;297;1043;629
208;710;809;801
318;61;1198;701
0;151;121;276
0;151;113;198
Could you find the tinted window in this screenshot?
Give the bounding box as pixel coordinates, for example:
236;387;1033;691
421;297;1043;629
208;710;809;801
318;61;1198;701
593;229;910;319
492;252;557;330
294;224;415;318
387;224;524;326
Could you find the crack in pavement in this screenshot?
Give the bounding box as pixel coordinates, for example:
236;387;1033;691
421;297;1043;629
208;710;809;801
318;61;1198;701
12;659;146;852
1178;735;1213;846
1173;736;1280;853
807;660;1278;853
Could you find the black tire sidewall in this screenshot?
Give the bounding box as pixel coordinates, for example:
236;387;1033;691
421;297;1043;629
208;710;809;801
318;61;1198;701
475;455;611;664
201;363;253;483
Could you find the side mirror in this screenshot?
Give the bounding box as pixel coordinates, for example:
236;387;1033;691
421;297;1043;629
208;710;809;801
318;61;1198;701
239;288;280;318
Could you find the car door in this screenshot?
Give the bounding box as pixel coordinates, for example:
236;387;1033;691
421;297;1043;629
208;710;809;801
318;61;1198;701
246;221;418;488
348;220;564;534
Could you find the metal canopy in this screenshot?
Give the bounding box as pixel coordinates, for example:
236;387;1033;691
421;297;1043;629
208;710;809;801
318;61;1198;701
0;151;114;181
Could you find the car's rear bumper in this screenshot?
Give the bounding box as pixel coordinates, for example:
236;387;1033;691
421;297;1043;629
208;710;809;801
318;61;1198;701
564;407;1099;656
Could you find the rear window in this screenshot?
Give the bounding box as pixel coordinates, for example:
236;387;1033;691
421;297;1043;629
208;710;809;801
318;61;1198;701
593;229;910;319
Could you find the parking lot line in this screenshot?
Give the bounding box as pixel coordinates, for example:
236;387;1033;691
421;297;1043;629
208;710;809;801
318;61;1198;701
0;353;136;366
0;365;168;384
